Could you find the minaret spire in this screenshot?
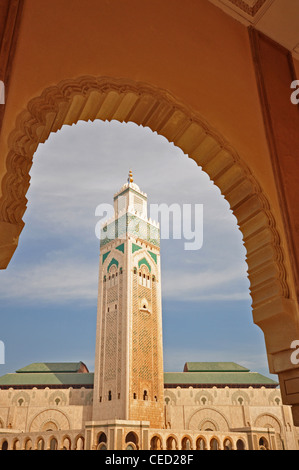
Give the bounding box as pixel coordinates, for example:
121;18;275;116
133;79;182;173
128;169;134;184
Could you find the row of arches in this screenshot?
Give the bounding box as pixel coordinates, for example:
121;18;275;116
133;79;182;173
96;431;139;450
94;430;247;451
0;430;275;450
0;433;85;451
150;434;246;451
104;265;123;288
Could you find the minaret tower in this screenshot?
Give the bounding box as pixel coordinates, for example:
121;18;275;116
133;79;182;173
92;172;164;429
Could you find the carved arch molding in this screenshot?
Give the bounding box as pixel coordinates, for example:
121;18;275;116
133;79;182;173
0;75;298;404
29;409;70;433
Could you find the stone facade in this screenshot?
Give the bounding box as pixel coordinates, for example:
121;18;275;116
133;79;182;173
1;383;299;450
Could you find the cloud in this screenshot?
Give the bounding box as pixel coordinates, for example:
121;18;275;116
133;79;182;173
0;120;251;306
162;265;250;302
0;253;98;303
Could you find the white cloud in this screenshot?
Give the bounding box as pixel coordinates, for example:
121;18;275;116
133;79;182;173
162;265;250;302
0;254;98;303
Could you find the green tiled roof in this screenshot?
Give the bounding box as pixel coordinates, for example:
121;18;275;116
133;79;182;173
16;362;87;374
0;361;278;389
164;371;278;387
0;362;93;388
0;372;94;387
184;362;250;373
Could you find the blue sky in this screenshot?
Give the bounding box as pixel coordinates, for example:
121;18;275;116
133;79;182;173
0;120;276;380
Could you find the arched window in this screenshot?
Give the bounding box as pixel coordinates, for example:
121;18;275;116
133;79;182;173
62;437;71;450
76;436;84;451
150;436;162;450
50;438;58;451
223;438;233;450
98;432;107;446
13;439;21;451
166;436;177;450
143;390;148;401
182;437;192;450
140;298;150;313
210;438;219;450
37;438;45;451
125;432;138;450
259;437;269;450
108;391;112;401
1;440;8;451
138;266;151;288
196;437;206;450
236;439;245;450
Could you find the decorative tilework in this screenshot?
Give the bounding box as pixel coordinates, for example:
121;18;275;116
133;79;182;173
108;258;119;272
138;258;151;273
102;251;111;264
100;214;160;248
132;243;142;254
116;243;125;254
148;251;157;264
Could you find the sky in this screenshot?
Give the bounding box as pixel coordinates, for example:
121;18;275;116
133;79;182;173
0;119;276;381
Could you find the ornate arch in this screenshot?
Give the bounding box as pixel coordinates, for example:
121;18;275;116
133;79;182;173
48;390;67;407
164;390;177;405
11;390;30;406
188;407;230;432
194;390;214;405
231;390;250;406
254;413;282;434
0;75;298;393
268;389;282;406
29;408;70;432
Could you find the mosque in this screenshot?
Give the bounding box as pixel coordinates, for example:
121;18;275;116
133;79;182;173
0;174;298;451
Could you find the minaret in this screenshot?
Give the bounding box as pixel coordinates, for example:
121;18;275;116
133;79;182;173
92;172;164;429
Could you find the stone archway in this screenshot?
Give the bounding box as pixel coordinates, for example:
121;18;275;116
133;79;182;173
188;407;230;432
0;75;298;420
29;409;70;432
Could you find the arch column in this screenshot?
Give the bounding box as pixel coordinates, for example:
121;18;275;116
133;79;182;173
248;30;299;422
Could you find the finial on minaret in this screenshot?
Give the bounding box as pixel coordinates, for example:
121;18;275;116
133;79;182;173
128;170;134;184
